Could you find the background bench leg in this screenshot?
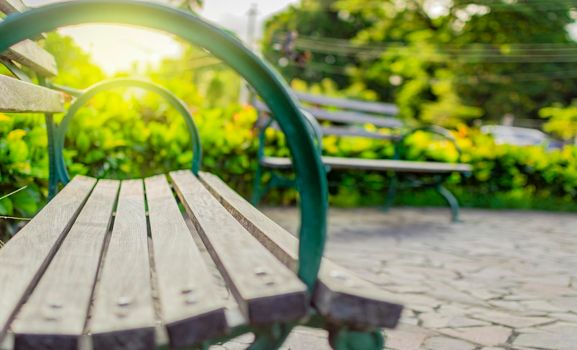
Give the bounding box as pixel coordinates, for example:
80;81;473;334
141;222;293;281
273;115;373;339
251;163;264;205
252;170;296;206
247;324;292;350
436;184;461;223
382;174;398;212
328;327;385;350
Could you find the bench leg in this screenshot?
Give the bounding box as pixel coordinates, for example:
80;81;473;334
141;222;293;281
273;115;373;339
252;169;297;206
251;163;264;205
247;325;292;350
328;327;385;350
436;184;461;223
382;174;398;212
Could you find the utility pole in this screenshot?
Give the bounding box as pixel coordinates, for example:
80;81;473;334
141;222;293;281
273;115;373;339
247;3;258;51
239;3;258;104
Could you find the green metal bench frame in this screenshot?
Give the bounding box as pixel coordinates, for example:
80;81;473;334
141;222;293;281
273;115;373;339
384;125;468;222
46;78;203;198
253;105;470;222
0;1;391;348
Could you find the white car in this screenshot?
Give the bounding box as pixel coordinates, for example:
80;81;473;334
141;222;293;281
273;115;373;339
480;125;562;149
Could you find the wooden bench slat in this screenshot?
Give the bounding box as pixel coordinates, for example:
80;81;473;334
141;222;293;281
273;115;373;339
0;0;26;14
169;170;307;325
304;106;403;128
144;175;228;348
198;172;403;328
0;75;64;113
12;180;119;350
321;126;401;140
0;176;96;343
294;91;399;116
261;156;472;173
267;121;400;141
2;40;58;76
254;100;402;129
89;180;156;350
324;156;472;173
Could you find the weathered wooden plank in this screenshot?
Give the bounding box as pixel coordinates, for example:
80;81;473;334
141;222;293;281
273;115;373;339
0;176;96;343
0;0;26;14
170;170;307;325
261;156;472;173
0;75;64;113
254;100;402;129
294;91;399;116
2;40;58;76
321;126;401;140
12;180;119;350
144;175;228;348
268;120;400;140
304;106;403;128
89;180;156;350
199;172;404;328
324;156;472;173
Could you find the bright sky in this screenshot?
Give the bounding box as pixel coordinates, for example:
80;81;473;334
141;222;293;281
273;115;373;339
26;0;298;74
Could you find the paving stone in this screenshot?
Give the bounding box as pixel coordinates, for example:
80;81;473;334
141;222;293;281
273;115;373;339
420;313;490;328
423;336;476;350
447;316;492;328
550;296;577;311
439;326;512;346
466;288;503;301
514;325;577;350
385;325;431;350
470;310;554;328
282;327;330;350
549;312;577;323
487;300;527;312
520;300;563;313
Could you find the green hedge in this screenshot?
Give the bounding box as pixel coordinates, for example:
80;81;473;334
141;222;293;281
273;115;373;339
266;122;577;209
2;94;577;239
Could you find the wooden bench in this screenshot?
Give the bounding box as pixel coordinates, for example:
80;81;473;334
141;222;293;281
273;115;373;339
253;92;472;222
0;1;403;349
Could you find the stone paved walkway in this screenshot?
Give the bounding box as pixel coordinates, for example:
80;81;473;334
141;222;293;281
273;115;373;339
254;207;577;350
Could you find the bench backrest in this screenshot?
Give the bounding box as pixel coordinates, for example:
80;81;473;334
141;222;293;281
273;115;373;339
295;91;399;117
254;90;403;141
0;0;63;114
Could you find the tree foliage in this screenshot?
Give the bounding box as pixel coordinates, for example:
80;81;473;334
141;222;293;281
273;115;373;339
540;102;577;142
263;0;577;127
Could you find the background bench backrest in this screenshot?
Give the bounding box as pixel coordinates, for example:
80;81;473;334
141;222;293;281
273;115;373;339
294;91;399;117
254;89;403;141
0;0;64;114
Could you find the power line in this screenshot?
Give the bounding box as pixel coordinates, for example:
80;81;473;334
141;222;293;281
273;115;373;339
291;44;577;63
273;35;577;63
285;60;577;84
284;1;577;15
295;35;577;52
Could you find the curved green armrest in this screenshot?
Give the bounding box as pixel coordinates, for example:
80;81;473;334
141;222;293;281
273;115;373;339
49;78;202;188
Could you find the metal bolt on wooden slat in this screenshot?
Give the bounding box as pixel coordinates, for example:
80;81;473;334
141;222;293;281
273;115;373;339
48;302;63;309
42;314;59;322
116;297;132;307
254;267;268;276
330;270;347;280
180;287;194;295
